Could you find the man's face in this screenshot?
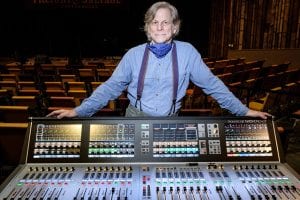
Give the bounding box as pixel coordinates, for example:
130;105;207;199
148;8;176;44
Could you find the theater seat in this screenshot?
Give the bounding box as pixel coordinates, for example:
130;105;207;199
0;106;29;123
48;96;76;107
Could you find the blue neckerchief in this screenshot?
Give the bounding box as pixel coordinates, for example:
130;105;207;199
148;42;172;58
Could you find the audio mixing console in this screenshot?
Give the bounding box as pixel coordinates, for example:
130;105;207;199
0;116;299;200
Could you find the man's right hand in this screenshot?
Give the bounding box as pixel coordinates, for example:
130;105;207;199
46;109;77;119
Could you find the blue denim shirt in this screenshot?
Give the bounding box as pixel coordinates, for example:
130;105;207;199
75;40;249;117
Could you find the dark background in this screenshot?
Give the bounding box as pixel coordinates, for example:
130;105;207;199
0;0;211;58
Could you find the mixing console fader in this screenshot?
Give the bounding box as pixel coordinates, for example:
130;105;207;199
0;116;299;200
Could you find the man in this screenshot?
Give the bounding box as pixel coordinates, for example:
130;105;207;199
47;1;270;119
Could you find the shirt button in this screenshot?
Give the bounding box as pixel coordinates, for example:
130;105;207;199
156;94;159;96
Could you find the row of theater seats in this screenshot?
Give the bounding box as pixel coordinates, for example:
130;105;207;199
0;80;102;99
1;57;299;123
0;82;129;123
0;59;124;122
184;59;300;118
0;67;114;83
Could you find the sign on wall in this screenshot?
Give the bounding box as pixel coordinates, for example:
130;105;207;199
28;0;125;9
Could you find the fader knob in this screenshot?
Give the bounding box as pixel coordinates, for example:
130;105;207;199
291;185;296;191
170;187;173;192
269;165;272;169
